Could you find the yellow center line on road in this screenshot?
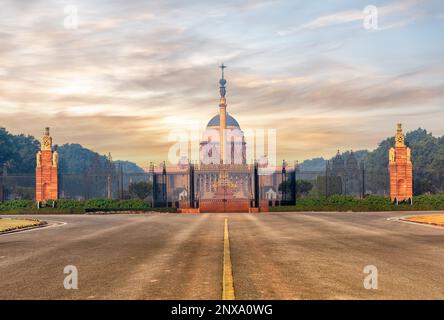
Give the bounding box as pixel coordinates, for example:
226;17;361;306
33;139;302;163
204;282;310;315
222;218;235;300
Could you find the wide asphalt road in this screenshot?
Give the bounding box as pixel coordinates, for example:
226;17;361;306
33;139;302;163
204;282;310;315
1;211;444;299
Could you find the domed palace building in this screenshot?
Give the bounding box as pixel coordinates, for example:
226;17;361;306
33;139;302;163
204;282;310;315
149;65;297;213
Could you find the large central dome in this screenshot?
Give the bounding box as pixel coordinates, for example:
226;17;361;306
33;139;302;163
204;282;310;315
207;113;240;128
199;64;246;165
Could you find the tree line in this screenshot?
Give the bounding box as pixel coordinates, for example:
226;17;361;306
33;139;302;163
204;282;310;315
0;127;143;175
1;127;444;196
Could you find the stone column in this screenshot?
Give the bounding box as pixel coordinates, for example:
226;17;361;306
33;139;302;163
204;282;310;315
219;97;227;164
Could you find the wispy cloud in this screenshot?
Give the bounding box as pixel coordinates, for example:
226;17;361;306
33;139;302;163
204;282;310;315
278;0;422;35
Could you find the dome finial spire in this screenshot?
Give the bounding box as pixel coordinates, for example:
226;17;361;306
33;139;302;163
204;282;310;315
219;63;227;98
219;63;227;80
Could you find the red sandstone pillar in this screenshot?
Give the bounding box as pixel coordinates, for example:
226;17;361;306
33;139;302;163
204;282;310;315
36;127;58;202
389;124;413;203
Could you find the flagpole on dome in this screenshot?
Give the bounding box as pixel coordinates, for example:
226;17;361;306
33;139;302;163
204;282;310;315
219;63;227;164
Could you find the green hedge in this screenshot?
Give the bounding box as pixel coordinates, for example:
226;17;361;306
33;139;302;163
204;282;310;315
3;195;444;213
0;200;36;211
58;199;152;211
0;199;176;214
270;195;444;212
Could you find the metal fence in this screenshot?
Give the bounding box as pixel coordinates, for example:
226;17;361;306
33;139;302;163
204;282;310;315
0;167;441;201
294;169;389;198
0;172;150;201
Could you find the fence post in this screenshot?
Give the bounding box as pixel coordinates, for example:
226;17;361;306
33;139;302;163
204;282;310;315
281;160;287;204
0;176;3;201
107;175;111;199
149;162;154;208
162;161;167;207
189;162;195;208
254;160;260;208
361;161;365;199
293;161;298;205
325;160;329;197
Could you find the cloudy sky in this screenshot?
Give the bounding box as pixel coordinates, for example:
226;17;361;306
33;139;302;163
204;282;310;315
0;0;443;167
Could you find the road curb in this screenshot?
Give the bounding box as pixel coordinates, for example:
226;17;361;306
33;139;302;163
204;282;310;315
0;219;68;236
399;214;444;228
388;214;444;230
0;221;48;235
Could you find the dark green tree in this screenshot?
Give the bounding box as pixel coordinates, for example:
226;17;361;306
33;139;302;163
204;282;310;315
279;179;313;197
316;176;343;196
128;181;153;200
296;180;314;196
0;128;40;174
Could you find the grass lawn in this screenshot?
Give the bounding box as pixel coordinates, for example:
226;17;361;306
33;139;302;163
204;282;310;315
403;214;444;227
0;218;43;232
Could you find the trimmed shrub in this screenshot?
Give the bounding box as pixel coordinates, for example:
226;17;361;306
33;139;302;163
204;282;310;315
3;195;443;213
0;198;175;213
271;195;444;212
0;200;35;211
